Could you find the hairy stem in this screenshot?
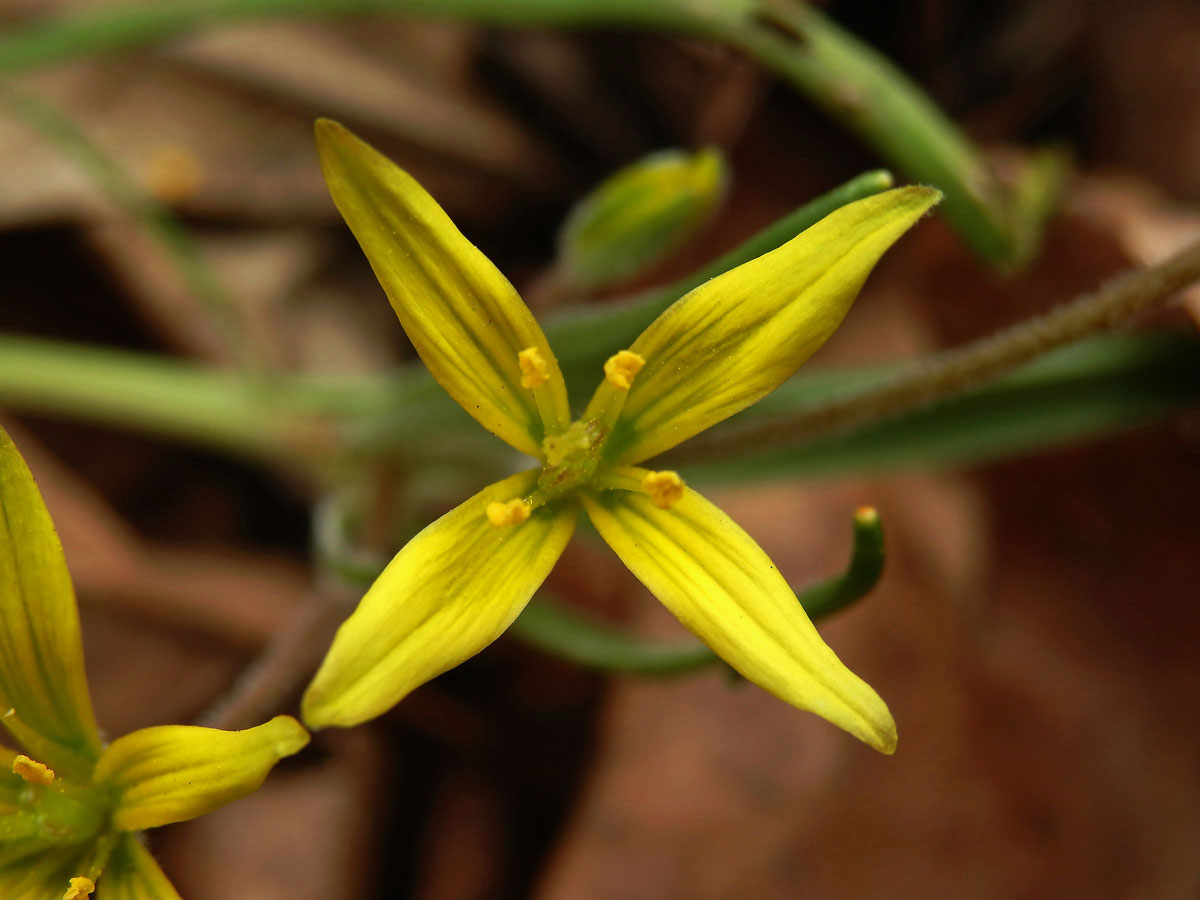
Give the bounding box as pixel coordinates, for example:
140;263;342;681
678;238;1200;462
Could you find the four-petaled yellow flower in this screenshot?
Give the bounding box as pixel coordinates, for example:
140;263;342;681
0;427;309;899
302;120;940;753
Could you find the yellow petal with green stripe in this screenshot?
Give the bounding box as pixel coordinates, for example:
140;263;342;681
0;847;84;900
595;186;940;464
316;119;569;457
0;427;101;776
94;716;309;831
303;470;577;729
582;470;896;753
94;835;182;900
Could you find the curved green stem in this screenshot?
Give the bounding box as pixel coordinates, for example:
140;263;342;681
713;3;1025;264
508;506;885;675
0;0;1048;263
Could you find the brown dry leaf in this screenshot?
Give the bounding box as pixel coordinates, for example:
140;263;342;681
164;21;561;189
2;48;528;228
1090;0;1200;202
83;220;330;363
3;418;308;650
414;771;505;900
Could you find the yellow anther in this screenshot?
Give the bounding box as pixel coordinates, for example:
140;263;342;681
642;470;685;509
64;877;95;900
604;350;645;390
486;498;532;527
518;347;550;389
12;754;54;786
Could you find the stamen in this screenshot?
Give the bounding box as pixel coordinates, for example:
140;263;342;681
486;498;532;527
642;471;685;509
518;347;549;389
12;754;54;786
603;350;645;390
63;877;95;900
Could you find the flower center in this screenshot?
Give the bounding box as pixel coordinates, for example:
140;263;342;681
532;418;608;506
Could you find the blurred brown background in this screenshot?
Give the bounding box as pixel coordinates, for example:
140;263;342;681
2;1;1200;898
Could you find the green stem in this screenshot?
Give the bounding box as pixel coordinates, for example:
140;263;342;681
0;337;285;458
0;0;697;75
0;0;1043;263
714;2;1021;264
508;506;885;674
678;237;1200;463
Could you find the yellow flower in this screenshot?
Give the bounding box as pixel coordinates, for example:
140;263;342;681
302;120;940;754
0;428;309;899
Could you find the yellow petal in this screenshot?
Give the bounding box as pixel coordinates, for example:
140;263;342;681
595;186;940;464
303;470;576;729
582;470;896;753
94;716;309;831
316;119;569;456
0;847;84;900
0;427;101;775
91;835;181;900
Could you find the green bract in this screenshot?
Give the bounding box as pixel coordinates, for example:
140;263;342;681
303;119;939;754
558;146;727;290
0;427;309;899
